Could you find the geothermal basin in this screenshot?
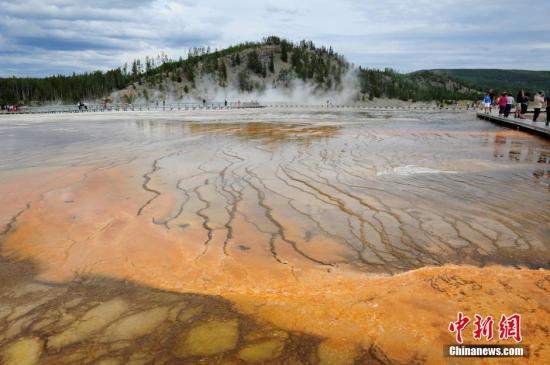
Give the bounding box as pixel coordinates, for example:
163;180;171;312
0;108;549;364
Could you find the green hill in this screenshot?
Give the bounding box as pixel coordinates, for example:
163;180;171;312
110;36;352;104
358;69;481;102
0;37;484;105
0;37;350;105
425;69;550;94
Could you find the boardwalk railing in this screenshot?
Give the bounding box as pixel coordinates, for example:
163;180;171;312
1;102;480;115
0;102;261;114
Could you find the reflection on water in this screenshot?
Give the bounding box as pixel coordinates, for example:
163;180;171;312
1;109;549;364
188;122;340;145
1;110;549;272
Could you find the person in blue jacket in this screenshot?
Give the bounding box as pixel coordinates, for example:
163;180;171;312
483;92;492;114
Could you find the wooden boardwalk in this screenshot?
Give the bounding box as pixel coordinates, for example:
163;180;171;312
1;103;475;115
477;112;550;138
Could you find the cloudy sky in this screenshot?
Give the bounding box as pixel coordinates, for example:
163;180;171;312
1;0;549;77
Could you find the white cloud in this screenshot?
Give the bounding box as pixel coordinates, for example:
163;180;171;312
0;0;549;76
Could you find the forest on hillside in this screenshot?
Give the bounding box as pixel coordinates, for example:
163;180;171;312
0;37;348;104
428;69;550;95
0;70;131;105
1;37;483;105
358;69;481;102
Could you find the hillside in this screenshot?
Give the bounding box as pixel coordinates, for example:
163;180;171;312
0;37;482;105
425;69;550;94
110;37;352;104
111;38;481;104
358;69;480;102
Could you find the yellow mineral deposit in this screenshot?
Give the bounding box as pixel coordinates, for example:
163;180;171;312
238;338;286;363
101;306;169;342
175;319;240;357
47;299;129;349
2;337;43;365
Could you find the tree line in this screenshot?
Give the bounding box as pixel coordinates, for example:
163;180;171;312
0;69;132;105
357;68;482;102
1;36;482;105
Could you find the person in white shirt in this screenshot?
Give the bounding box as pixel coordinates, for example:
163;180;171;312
504;94;514;117
533;91;544;122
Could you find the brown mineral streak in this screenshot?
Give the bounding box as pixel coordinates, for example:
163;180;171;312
1;110;549;364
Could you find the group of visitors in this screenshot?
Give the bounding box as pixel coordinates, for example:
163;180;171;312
1;104;17;112
483;89;549;126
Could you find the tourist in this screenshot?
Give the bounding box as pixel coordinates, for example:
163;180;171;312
483;92;492;114
498;92;507;116
533;91;544;122
545;91;550;126
515;90;524;118
504;93;514;117
489;89;495;110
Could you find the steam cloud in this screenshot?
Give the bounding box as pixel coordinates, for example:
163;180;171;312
109;68;361;106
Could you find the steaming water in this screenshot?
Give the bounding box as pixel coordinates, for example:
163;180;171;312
0;108;549;364
1;108;549;272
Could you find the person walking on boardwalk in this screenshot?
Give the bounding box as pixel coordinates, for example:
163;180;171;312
533;91;544;122
504;93;514;117
483;92;492;114
515;90;524;118
498;92;507;116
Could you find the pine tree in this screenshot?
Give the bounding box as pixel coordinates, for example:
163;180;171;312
218;60;227;86
269;54;275;73
238;71;251;91
281;42;289;62
145;56;152;75
247;50;262;75
131;60;138;78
